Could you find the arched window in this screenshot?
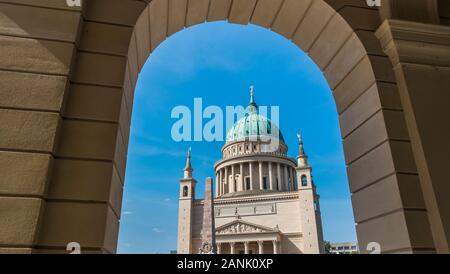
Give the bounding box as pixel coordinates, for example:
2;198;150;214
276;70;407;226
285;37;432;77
182;186;188;197
301;175;308;187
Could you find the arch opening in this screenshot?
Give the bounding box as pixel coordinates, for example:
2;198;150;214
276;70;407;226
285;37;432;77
119;20;354;253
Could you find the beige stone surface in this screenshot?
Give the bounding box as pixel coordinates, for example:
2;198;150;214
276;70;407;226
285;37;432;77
64;84;123;122
271;0;312;39
0;197;44;246
168;0;188;35
0;70;67;112
208;0;233;22
49;159;123;216
72;52;126;87
79;22;132;56
186;0;209;27
324;32;366;88
356;210;433;253
1;0;83;10
250;0;283;28
38;201;118;253
84;0;145;26
309;14;353;70
56;119;119;160
348;140;417;192
0;2;81;42
0;35;74;75
0;109;60;153
352;173;425;223
0;248;34;254
343;109;409;164
228;0;257;25
150;0;168;50
0;151;52;197
134;8;151;70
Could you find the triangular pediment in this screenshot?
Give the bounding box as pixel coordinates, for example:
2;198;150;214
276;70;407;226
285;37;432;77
215;219;278;235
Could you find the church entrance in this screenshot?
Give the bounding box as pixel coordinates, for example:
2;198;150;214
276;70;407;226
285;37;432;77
217;241;276;255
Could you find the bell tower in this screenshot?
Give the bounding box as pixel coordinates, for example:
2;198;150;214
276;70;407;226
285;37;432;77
295;134;325;254
177;148;196;254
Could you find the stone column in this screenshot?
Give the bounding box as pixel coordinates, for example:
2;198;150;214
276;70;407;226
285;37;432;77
259;161;263;190
272;240;278;254
289;167;294;191
224;167;228;194
217;243;221;254
215;172;219;197
219;169;223;196
244;241;249;254
258;241;264;254
249;162;253;190
284;165;289;191
292;168;297;190
277;163;282;191
240;163;244;191
269;162;274;190
230;242;235;254
231;164;235;193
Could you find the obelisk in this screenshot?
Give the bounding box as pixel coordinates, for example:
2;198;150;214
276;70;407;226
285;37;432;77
199;177;216;254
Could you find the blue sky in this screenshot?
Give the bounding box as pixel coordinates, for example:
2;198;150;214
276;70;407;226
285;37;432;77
117;21;356;253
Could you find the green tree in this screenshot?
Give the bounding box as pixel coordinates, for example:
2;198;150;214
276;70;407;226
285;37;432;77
324;241;332;254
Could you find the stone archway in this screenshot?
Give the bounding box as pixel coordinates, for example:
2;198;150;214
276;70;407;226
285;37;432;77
1;0;449;254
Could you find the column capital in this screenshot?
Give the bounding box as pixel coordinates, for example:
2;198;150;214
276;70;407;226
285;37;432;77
379;0;440;24
376;19;450;67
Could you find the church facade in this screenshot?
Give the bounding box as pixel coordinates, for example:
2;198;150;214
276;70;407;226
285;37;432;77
177;89;324;254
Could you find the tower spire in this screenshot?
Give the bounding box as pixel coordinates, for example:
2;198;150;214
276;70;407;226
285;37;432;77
184;147;193;178
296;133;309;167
297;133;305;156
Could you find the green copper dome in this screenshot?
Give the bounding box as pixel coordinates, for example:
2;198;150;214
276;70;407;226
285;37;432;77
226;113;285;143
226;86;285;143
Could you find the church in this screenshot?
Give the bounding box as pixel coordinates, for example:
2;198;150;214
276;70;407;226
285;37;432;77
177;88;324;254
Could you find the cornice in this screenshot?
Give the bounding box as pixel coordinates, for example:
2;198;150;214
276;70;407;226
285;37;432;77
214;153;297;170
221;139;288;152
194;191;300;206
376;19;450;67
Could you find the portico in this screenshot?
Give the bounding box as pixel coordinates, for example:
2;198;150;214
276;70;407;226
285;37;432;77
215;219;281;254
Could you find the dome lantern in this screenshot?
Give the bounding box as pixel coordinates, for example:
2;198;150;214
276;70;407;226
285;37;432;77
225;86;285;144
247;85;257;113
